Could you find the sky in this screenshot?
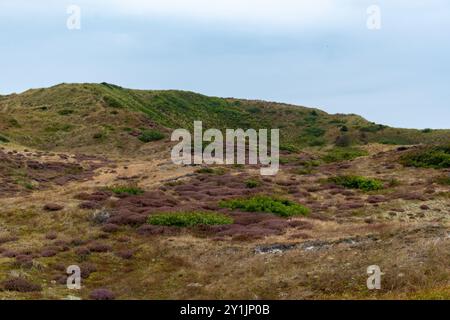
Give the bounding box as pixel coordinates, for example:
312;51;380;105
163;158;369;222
0;0;449;129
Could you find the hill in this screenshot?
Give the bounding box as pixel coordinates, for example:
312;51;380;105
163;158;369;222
1;83;448;154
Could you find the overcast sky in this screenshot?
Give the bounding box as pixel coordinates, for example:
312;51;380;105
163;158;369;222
1;0;449;128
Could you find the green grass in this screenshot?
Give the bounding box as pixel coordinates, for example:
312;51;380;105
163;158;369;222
147;211;233;227
400;145;450;169
107;184;144;195
219;195;310;217
138;130;166;143
328;175;384;191
322;147;368;163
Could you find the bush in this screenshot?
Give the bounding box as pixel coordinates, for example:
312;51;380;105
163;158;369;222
148;211;233;227
58;109;74;116
434;175;450;185
400;145;450;169
220;196;310;217
89;288;116;300
0;134;10;143
322;147;368;163
280;144;299;153
138;130;165;143
335;135;352;147
196;167;226;175
108;184;144;196
2;278;42;292
308;138;326;147
104;96;122;108
303;127;325;137
245;179;261;188
328;175;384;191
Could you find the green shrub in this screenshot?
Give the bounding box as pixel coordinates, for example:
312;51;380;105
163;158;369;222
104;95;123;108
400;145;450;169
219;196;310;217
434;175;450;185
322;147;368;163
147;211;233;227
0;134;10;143
196;167;226;175
248;107;261;114
245;179;261;188
308;138;326;147
335;135;352;147
303;127;325;137
328;175;384;191
108;184;144;196
138;130;165;143
280;144;299;153
58;109;74;116
360;124;386;133
93;132;104;139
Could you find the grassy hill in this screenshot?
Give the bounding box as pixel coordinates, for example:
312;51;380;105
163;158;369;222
0;83;448;154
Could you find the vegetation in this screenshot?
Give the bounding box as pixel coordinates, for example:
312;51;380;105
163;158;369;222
195;167;226;175
138;130;166;143
434;175;450;185
328;175;384;191
0;134;10;143
245;179;261;188
220;196;310;217
107;184;144;196
400;145;450;169
322;147;368;163
0;83;447;155
147;211;233;227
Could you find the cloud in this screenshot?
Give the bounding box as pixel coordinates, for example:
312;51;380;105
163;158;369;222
92;0;355;31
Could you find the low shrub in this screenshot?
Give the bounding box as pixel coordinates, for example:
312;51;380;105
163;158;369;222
0;134;10;143
89;288;116;300
107;184;144;196
280;144;299;153
103;96;122;108
434;175;450;185
195;167;226;175
245;179;261;188
220;196;310;217
400;145;450;169
322;147;368;163
2;278;42;292
147;211;233;227
138;130;165;143
328;175;384;191
58;109;74;116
